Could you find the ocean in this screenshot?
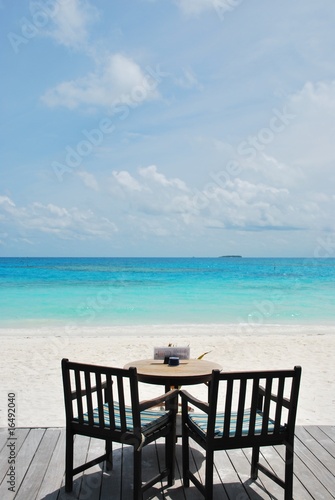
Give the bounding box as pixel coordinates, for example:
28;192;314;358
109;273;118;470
0;257;334;328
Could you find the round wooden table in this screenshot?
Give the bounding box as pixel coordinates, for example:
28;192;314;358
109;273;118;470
124;358;222;391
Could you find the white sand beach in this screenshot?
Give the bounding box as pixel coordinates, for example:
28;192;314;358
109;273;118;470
0;323;334;427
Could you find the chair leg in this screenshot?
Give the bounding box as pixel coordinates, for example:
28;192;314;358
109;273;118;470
65;428;74;492
105;440;113;471
166;428;175;486
133;447;143;500
284;443;294;500
182;426;190;487
204;448;214;500
251;445;260;479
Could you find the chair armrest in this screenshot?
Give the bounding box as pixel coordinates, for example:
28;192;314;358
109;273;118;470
139;389;179;412
258;385;291;408
180;389;209;413
70;380;109;400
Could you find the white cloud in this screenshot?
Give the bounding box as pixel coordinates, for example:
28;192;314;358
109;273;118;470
255;154;304;189
33;202;69;217
175;0;241;16
0;196;117;242
46;0;99;49
261;80;335;194
139;165;188;190
41;53;159;110
0;195;16;208
107;158;335;237
197;178;293;230
292;80;335;110
174;67;203;90
77;171;99;191
112;171;143;192
175;0;214;15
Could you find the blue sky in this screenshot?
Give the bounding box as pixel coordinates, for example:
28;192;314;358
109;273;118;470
1;0;335;257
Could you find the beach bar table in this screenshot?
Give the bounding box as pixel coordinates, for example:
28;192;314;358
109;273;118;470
124;358;222;436
123;358;222;392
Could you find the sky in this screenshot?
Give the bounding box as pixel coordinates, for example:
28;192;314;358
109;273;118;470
1;0;335;258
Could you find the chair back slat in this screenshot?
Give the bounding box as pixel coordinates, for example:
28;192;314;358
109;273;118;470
261;377;273;435
74;369;84;424
95;372;105;429
105;375;115;427
129;367;141;430
117;375;127;433
248;377;260;436
223;379;233;438
207;371;219;437
286;368;301;436
274;377;285;433
84;371;94;426
235;379;247;436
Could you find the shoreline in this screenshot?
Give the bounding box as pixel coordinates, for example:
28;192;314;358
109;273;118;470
0;324;334;428
0;322;334;337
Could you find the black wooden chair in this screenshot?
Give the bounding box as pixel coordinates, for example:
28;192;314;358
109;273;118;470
180;366;301;500
61;358;178;500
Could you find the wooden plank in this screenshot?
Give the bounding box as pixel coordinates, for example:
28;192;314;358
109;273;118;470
65;434;91;498
158;437;201;499
79;437;103;500
162;441;191;500
190;439;208;486
120;444;135;499
143;442;165;499
188;439;230;500
100;441;123;500
36;428;66;500
305;426;335;459
212;449;243;499
0;428;9;451
0;428;30;488
243;446;283;499
154;439;191;500
226;448;270;499
0;428;45;499
175;437;209;498
15;427;61;500
0;427;18;500
187;438;207;495
276;438;334;499
109;440;167;500
2;426;335;499
297;426;335;471
295;426;335;495
159;440;193;500
280;443;333;500
320;426;335;442
254;444;314;500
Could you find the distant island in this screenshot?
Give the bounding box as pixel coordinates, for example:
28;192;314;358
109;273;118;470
219;255;242;258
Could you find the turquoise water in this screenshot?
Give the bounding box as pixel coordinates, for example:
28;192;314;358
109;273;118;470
0;257;335;327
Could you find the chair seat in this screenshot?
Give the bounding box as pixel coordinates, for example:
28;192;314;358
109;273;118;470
76;402;169;434
189;409;286;438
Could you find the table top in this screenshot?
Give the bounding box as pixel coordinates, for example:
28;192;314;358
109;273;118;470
123;358;222;387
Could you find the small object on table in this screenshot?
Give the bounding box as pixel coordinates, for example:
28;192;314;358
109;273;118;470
168;356;180;366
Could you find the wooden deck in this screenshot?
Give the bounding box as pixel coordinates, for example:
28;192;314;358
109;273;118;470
1;426;334;499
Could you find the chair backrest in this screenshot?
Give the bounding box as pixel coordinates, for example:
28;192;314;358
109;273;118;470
61;358;141;436
207;366;301;446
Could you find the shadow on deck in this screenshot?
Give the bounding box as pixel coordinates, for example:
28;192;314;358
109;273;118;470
0;426;334;499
